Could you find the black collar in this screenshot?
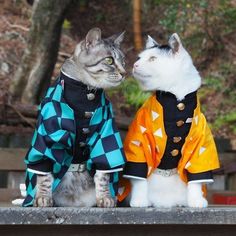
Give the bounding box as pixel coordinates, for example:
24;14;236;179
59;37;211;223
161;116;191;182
156;90;197;102
60;72;103;93
60;72;103;116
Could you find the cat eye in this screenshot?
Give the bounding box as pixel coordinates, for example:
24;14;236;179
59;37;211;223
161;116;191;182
149;56;157;62
104;57;114;65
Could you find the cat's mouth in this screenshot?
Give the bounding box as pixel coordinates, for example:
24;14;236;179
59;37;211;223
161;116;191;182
133;70;151;78
106;73;124;84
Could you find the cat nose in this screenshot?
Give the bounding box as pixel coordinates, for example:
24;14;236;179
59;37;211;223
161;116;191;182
119;68;126;76
134;63;138;68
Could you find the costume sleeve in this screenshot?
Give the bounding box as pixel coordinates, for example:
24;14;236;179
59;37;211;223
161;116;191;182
25;100;74;174
187;170;214;183
123;109;151;179
183;113;220;178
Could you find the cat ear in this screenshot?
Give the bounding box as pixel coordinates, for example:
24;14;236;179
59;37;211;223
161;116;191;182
85;28;101;49
146;35;159;49
168;33;182;53
107;31;125;47
114;31;125;46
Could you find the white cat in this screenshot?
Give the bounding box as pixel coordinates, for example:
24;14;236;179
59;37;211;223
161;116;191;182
122;33;219;208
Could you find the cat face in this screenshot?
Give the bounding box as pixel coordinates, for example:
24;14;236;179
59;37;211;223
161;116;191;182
133;33;201;98
73;28;126;89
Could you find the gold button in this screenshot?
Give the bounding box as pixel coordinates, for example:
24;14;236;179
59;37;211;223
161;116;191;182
79;142;86;147
84;111;93;118
171;149;179;157
173;136;182;143
176;120;184;127
177;103;185;111
87;93;95;100
82;128;90;134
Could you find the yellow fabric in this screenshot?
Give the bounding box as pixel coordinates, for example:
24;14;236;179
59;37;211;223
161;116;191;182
117;94;220;202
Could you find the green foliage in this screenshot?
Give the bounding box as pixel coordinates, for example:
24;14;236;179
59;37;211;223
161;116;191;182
62;19;71;30
122;78;151;108
213;111;236;134
109;77;151;109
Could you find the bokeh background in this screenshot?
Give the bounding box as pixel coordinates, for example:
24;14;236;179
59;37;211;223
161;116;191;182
0;0;235;140
0;0;236;205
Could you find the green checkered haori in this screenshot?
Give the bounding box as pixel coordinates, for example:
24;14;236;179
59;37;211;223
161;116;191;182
23;76;126;206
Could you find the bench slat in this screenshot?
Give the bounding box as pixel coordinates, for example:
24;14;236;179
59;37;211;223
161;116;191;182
0;148;26;171
0;188;21;202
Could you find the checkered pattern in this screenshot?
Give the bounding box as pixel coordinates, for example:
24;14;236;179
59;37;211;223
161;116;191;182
87;94;125;171
23;75;126;206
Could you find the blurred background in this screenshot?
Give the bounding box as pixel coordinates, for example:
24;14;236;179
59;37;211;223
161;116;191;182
0;0;235;204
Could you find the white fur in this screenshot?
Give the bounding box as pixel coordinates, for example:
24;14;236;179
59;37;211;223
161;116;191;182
130;33;208;208
133;33;201;101
130;179;150;207
187;182;208;208
130;173;207;208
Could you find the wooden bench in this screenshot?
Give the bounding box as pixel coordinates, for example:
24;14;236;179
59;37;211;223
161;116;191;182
0;147;236;204
0;148;26;203
0;207;236;236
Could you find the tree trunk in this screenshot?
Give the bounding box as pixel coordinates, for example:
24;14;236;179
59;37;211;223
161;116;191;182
133;0;142;51
9;0;73;105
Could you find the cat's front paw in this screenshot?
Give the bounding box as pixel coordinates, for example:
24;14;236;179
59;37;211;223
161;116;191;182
96;196;116;208
130;198;150;207
187;196;208;208
34;196;53;207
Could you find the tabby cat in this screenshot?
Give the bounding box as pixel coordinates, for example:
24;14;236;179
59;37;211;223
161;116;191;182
23;28;126;207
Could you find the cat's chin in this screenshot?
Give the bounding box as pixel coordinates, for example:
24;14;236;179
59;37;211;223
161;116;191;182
137;80;156;92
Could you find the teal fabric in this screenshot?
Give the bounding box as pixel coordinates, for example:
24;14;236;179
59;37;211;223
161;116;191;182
23;75;126;206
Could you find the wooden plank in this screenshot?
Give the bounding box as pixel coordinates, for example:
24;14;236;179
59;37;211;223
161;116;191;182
0;188;21;202
0;148;27;171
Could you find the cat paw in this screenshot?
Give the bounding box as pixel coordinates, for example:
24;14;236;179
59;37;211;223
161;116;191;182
96;196;116;208
187;196;208;208
130;198;150;207
34;196;53;207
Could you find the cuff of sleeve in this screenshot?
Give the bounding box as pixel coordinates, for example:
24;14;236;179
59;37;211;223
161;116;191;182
96;167;123;174
123;174;146;180
123;162;148;179
27;158;53;175
188;179;214;184
187;170;213;183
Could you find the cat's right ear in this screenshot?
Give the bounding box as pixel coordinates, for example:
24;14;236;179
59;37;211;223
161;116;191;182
145;35;159;49
168;33;182;53
85;28;101;49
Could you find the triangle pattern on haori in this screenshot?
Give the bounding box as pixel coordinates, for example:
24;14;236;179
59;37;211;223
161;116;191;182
151;111;159;121
140;125;146;133
194;115;199;125
154;128;163;138
118;187;125;196
199;146;206;155
148;166;152;175
131;140;141;146
185;161;191;169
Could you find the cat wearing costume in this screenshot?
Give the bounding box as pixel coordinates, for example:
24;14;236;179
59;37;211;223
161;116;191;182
118;33;220;208
22;28;126;207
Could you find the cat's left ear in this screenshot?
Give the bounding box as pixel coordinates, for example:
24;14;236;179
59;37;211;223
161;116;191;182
108;31;125;47
168;33;182;53
146;35;159;49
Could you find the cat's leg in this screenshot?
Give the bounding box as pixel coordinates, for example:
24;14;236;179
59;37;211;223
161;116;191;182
187;182;208;208
130;179;150;207
148;172;187;208
34;173;53;207
94;171;116;208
